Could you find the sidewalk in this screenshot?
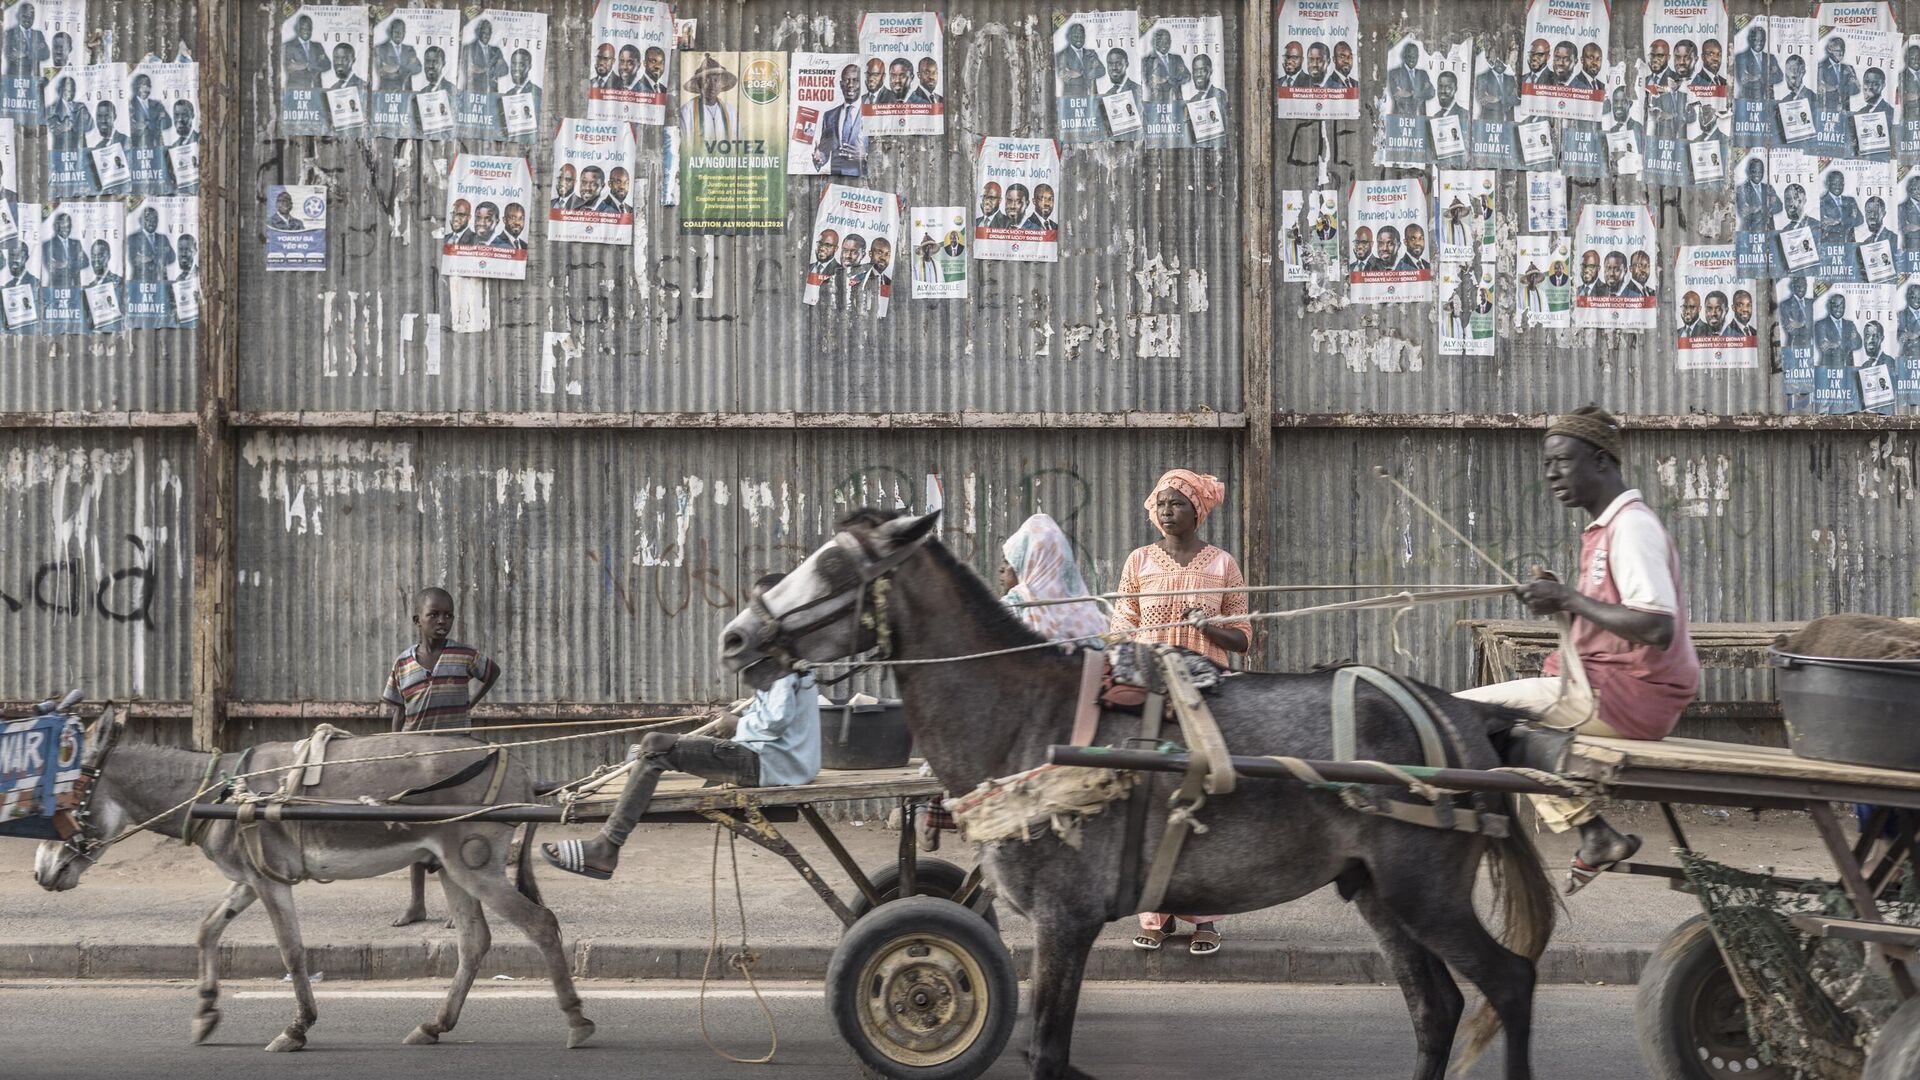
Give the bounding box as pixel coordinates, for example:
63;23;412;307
0;804;1836;985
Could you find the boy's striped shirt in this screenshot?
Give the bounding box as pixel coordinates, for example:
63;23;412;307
382;642;498;731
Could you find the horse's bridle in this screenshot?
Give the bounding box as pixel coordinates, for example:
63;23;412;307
53;705;126;865
748;527;936;680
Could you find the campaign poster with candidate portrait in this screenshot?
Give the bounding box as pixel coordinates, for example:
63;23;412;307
39;198;120;334
1673;244;1758;369
1054;11;1141;144
1806;278;1896;412
588;0;673;127
454;9;545;145
1731;16;1783;147
1275;0;1358;120
860;12;943;136
1427;39;1474;167
1438;259;1495;356
1759;16;1819;148
1280;188;1338;283
1;202;40;335
1376;34;1434;167
1470;35;1525;168
122;194;196;329
1571;203;1657;330
973;136;1061;263
444;153;532;278
279;5;370;138
1901;36;1920;165
549;118;635;245
1562;59;1625;178
1731;147;1776;276
1518;0;1609;123
1344;178;1433;304
368;6;457;140
789;51;864;176
265;183;327;271
1137;15;1226;149
1812;22;1900;160
803;183;901;317
1598;59;1645;176
1515;233;1573;328
677;51;787;235
45;62;127;199
2;0;82;124
127;59;196;194
1435;170;1493;265
908;204;967;300
1814;157;1896;282
1895;160;1920;271
1775;273;1819;395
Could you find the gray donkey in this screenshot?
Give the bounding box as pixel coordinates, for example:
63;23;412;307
722;510;1557;1080
34;728;594;1053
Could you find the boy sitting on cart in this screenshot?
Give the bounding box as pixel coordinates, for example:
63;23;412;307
544;575;822;880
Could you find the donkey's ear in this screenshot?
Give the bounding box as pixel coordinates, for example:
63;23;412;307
878;509;941;549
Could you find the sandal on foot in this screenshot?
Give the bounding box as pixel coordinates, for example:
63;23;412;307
1565;834;1641;896
542;840;614;881
1132;927;1167;951
1189;924;1222;956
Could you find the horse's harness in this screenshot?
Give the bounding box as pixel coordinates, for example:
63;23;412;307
50;706;129;867
747;527;937;684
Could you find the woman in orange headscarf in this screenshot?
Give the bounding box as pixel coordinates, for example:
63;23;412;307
1111;469;1251;956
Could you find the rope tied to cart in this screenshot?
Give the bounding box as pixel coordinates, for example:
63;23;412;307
699;824;779;1065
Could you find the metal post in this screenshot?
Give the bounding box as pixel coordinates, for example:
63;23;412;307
1238;0;1276;667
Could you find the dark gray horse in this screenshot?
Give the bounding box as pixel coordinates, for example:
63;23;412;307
722;510;1555;1080
34;729;594;1053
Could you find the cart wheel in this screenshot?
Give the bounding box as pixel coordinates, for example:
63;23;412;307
826;895;1017;1080
848;857;999;930
1864;994;1920;1079
1635;915;1790;1080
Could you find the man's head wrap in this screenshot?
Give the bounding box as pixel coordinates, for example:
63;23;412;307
1547;405;1624;461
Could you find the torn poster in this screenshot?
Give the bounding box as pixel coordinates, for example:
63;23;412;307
677;51;787;234
1435;170;1494;264
2;202;40;334
443;153;532;279
1571;202;1657;330
1438;259;1495;355
908;205;967;300
1275;0;1359;120
803;183;901;318
265;184;327;272
587;0;674;127
1345;177;1433;304
279;5;369;138
123;194;197;329
1673;244;1758;369
860;12;944;136
1054;11;1142;144
1515;233;1573;328
550;117;635;245
368;6;458;140
973;136;1060;263
789;51;865;176
1280;188;1339;283
1471;35;1525;168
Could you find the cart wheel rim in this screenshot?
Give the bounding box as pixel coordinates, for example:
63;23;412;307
854;930;993;1068
1685;963;1779;1077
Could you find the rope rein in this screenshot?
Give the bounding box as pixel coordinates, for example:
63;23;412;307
699;825;779;1064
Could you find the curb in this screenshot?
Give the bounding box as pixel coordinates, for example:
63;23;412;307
0;941;1650;985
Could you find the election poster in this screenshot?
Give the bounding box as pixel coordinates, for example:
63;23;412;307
1138;15;1226;149
1345;178;1432;304
973;136;1061;263
1807;279;1896;412
1643;0;1729;187
40;198;119;334
1776;274;1819;395
1813;22;1899;160
279;5;369;138
587;0;673;126
1814;157;1896;282
1428;39;1474;167
1376;35;1434;167
1275;0;1358;120
549;118;635;245
1768;148;1822;277
1471;36;1525;168
1816;1;1897;34
803;183;901;318
368;6;457;140
1515;233;1573;328
2;202;40;335
454;9;546;145
859;12;943;136
127;59;196;194
1894;276;1920;360
1731;17;1780;147
677;51;787;235
1760;17;1819;148
1601;59;1645;176
1903;37;1920;164
3;0;82;124
264;183;327;271
1897;162;1920;271
1526;168;1566;232
907;204;967;300
1518;0;1609;122
443;153;532;279
1438;259;1495;356
1562;59;1626;178
1732;147;1776;276
1280;188;1339;282
789;51;864;176
1571;203;1657;330
1435;170;1494;264
1673;245;1758;370
1054;11;1141;144
47;63;129;198
123;194;196;329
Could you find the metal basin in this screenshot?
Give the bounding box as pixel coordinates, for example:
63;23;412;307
1769;648;1920;770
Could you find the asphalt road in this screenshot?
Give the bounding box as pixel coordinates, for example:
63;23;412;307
0;980;1650;1079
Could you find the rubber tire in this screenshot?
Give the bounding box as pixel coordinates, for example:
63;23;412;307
827;896;1018;1080
1865;994;1920;1079
848;857;999;931
1634;914;1790;1080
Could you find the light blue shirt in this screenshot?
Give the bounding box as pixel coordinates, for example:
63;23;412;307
733;672;820;786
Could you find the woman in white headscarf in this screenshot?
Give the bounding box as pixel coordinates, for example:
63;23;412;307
996;513;1107;644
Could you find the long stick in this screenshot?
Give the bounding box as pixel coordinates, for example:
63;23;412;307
1046;745;1566;796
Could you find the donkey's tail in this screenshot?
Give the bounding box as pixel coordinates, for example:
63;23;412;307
1457;796;1557;1072
512;822;544;906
